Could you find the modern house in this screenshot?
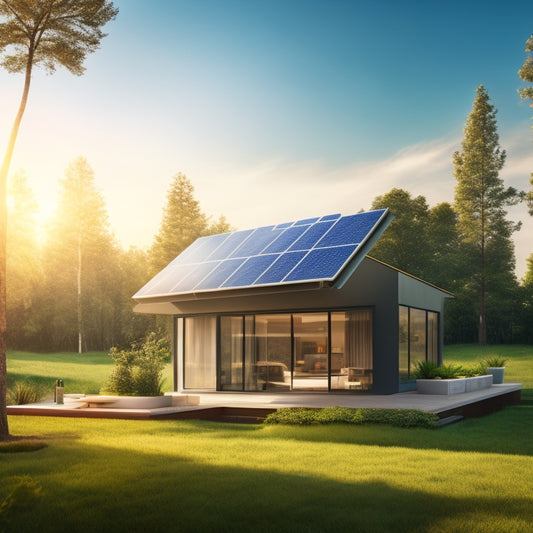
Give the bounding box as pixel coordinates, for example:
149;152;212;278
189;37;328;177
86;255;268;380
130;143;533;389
133;209;452;395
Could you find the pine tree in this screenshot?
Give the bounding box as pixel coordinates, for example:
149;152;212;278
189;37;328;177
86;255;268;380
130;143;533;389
6;170;42;348
149;173;209;275
453;85;523;346
518;34;533;215
42;157;118;352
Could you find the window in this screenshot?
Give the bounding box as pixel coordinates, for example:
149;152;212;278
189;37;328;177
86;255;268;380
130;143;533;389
219;316;244;391
182;309;373;392
399;306;439;383
330;311;373;391
293;313;329;390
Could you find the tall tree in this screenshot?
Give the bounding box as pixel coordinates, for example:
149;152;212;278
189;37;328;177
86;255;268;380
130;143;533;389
518;254;533;344
6;170;42;348
42;157;117;352
425;202;460;289
149;173;210;275
453;85;523;346
518;34;533;215
0;0;117;439
370;188;431;278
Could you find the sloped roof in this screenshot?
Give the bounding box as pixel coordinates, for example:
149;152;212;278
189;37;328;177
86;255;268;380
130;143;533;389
134;209;393;302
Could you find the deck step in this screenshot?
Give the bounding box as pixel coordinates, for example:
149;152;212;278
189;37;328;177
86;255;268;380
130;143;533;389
436;415;464;427
214;415;265;424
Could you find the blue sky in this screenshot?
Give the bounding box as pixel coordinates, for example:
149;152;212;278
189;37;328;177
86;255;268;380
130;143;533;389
2;0;533;276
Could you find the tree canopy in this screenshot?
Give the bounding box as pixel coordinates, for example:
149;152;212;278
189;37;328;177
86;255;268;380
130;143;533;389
453;85;523;345
149;173;232;275
518;34;533;215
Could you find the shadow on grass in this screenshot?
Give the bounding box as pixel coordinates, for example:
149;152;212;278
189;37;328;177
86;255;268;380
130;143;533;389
7;396;533;457
257;403;533;457
0;437;48;453
1;438;532;533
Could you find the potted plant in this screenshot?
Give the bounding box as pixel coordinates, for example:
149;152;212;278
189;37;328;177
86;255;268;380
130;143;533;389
483;356;508;385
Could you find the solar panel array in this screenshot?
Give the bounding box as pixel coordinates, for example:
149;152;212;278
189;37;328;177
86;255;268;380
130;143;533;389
134;209;388;299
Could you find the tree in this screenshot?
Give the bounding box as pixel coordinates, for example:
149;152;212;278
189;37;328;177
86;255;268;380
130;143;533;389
453;85;523;346
208;214;233;236
0;0;117;440
518;34;533;215
6;170;42;348
425;202;459;289
41;157;118;352
370;188;431;278
149;173;210;275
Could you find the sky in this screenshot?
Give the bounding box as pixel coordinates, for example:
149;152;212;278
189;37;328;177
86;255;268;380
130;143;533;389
1;0;533;278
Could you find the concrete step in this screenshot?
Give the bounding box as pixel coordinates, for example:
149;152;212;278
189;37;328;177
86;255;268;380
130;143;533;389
164;393;200;406
436;415;464;427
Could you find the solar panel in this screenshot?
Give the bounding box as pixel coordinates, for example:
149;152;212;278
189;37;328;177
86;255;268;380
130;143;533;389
133;209;389;299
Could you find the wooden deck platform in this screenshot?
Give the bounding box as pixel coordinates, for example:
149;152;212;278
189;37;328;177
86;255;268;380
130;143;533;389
7;383;522;423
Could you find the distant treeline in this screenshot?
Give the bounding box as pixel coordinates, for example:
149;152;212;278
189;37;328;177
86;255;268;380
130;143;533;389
7;122;533;351
7;164;230;352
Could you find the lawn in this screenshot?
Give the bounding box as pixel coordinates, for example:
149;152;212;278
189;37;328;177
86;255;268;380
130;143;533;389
1;345;532;533
6;350;174;398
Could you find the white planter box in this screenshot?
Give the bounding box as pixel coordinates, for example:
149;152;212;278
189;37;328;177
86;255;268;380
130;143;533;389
465;374;493;391
84;395;172;409
417;378;466;395
416;375;493;395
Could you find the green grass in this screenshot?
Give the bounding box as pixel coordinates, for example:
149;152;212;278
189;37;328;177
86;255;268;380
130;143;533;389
2;411;533;533
1;345;532;532
443;344;533;402
6;350;174;399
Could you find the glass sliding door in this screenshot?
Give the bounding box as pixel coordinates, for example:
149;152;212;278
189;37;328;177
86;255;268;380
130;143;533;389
184;315;217;389
244;315;260;390
409;308;427;378
183;309;376;393
252;314;291;391
330;310;373;391
398;306;440;382
399;306;409;383
219;316;244;391
427;311;439;364
293;313;329;391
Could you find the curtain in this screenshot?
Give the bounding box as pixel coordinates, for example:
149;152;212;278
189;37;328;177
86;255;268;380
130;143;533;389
184;315;217;389
345;310;373;369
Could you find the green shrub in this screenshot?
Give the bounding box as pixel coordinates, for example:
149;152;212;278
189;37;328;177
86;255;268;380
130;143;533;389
461;363;487;377
264;407;438;428
483;355;508;368
107;332;169;396
435;363;463;379
7;381;44;405
412;360;439;379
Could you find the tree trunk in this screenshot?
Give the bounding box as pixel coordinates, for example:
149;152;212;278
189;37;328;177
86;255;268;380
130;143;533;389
478;164;487;347
77;233;82;354
0;55;34;440
479;296;487;346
